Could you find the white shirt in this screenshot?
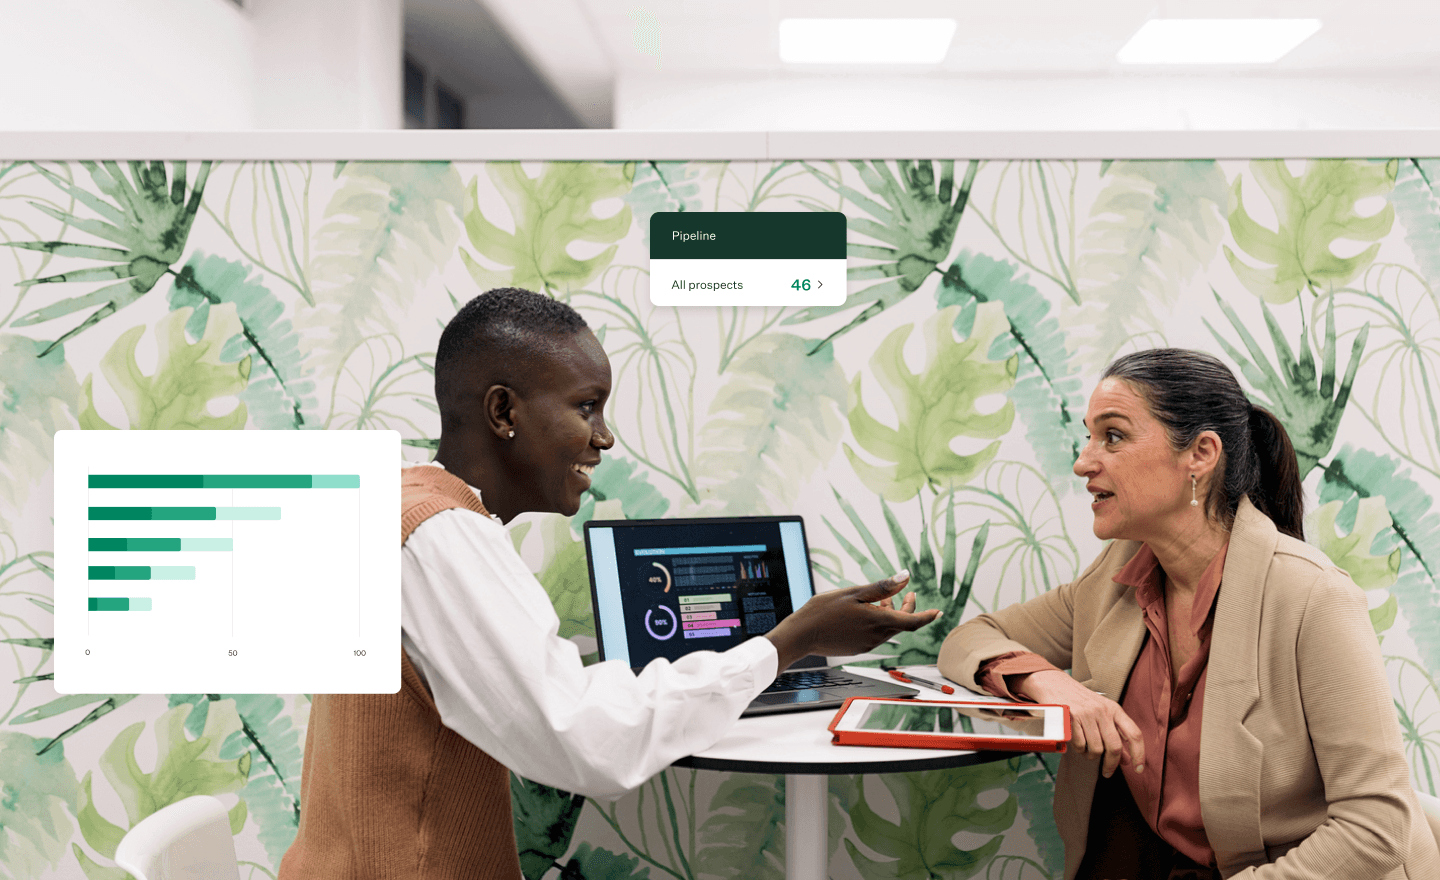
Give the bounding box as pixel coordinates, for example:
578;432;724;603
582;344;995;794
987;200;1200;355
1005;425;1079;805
399;463;779;799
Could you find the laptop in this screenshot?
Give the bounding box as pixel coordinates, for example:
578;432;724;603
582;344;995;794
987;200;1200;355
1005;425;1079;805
583;515;918;715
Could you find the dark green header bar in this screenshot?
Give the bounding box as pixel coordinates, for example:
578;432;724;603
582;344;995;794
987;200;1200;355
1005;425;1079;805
650;212;846;259
89;475;359;488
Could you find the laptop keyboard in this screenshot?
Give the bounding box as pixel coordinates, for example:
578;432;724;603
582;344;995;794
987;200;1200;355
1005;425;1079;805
760;669;866;694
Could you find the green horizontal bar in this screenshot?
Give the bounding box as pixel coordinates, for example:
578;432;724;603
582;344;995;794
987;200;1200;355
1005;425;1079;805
88;597;151;611
151;566;195;580
91;507;278;520
216;507;280;520
311;475;360;488
89;474;360;488
90;475;202;488
88;537;233;551
90;566;151;580
679;593;732;604
89;538;174;551
90;508;149;520
89;507;217;520
203;475;310;488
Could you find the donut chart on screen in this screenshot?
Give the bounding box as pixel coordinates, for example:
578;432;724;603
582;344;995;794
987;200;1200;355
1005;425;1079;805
651;560;672;592
645;605;678;640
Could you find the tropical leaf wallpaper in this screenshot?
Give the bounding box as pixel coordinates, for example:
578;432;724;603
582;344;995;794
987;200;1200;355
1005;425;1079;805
2;155;1439;880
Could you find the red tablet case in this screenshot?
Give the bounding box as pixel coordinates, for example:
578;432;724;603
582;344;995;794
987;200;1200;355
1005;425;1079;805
828;697;1070;752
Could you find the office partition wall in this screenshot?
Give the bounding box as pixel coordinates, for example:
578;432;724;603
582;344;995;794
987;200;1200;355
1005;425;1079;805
1;133;1437;879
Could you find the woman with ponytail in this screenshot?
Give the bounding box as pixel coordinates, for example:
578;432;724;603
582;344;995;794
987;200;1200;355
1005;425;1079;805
937;349;1439;879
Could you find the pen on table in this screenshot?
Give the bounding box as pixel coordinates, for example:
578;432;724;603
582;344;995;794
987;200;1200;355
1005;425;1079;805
885;668;955;694
905;673;956;694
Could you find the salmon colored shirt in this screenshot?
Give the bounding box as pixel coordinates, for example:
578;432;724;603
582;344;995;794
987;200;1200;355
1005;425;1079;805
977;542;1230;868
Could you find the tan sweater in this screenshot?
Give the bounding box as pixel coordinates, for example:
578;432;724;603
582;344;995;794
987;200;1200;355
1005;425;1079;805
278;465;521;880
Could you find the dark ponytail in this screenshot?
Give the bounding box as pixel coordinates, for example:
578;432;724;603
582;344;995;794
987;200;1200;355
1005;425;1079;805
1247;404;1304;540
1102;349;1305;541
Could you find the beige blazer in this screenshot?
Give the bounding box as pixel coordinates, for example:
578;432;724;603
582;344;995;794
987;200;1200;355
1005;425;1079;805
938;498;1440;879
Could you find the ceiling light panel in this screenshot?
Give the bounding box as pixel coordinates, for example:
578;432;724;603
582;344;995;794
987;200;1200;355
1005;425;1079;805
1117;18;1322;65
779;18;957;65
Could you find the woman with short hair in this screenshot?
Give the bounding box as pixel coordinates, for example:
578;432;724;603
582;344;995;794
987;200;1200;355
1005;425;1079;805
281;287;938;880
938;348;1440;879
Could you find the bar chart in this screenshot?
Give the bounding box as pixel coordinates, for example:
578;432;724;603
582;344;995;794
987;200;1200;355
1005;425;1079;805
55;431;399;694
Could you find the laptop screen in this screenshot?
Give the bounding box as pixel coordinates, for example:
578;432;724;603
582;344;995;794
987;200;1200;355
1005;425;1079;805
585;516;815;670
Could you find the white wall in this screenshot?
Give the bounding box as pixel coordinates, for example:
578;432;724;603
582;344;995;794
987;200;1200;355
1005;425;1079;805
615;72;1440;131
0;0;403;131
0;0;257;130
251;0;403;130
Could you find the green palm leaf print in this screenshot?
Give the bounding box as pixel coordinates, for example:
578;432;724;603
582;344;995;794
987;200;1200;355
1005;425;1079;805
1225;159;1396;303
6;161;211;355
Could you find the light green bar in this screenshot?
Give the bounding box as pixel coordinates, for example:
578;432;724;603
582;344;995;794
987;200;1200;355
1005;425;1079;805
150;567;196;579
679;593;731;604
312;475;360;488
179;538;233;551
131;598;152;611
216;507;281;520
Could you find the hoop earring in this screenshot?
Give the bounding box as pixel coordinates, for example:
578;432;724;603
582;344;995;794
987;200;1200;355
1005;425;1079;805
1190;474;1199;507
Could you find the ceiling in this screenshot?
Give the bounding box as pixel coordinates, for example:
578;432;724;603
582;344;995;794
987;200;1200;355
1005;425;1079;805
408;0;1440;127
604;0;1436;73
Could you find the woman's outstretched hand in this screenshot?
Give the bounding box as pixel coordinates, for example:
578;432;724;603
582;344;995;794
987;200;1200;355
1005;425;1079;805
1013;669;1146;778
763;571;938;671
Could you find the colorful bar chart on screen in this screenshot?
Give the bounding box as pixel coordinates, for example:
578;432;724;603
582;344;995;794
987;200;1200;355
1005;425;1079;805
54;430;400;694
678;592;739;639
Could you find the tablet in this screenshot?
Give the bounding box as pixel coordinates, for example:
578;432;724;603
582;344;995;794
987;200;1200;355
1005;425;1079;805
828;697;1070;752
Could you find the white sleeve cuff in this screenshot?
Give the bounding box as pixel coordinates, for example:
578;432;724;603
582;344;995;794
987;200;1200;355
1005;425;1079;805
736;636;779;700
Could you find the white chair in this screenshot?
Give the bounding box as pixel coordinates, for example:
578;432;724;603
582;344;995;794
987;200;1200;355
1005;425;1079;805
1417;789;1440;851
114;795;241;880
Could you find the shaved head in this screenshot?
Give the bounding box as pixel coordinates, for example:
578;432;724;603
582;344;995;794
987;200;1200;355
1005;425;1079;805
435;287;589;430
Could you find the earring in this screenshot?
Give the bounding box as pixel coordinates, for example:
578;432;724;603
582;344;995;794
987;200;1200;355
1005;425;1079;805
1190;474;1199;507
508;430;515;439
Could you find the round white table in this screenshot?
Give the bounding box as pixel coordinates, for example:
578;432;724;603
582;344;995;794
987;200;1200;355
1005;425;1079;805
672;668;1016;880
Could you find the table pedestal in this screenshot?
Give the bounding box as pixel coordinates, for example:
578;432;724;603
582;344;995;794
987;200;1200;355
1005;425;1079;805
786;773;827;879
673;668;1013;880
